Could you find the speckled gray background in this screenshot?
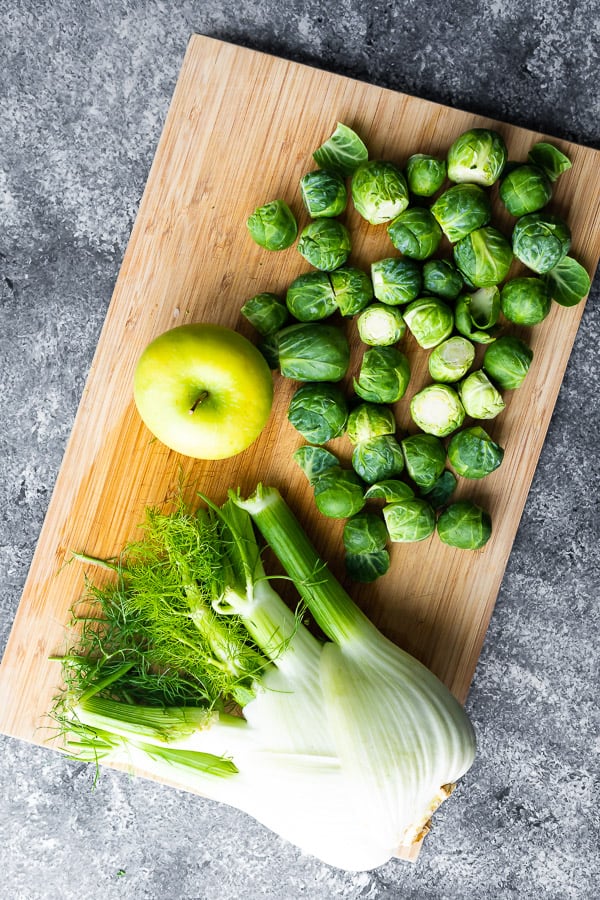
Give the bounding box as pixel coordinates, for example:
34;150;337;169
1;2;599;898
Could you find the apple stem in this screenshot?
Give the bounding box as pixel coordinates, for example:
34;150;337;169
189;391;209;414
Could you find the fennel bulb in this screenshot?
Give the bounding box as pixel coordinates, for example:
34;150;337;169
53;484;475;871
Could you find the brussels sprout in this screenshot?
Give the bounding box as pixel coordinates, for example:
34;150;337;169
544;256;591;307
405;153;447;196
276;322;350;381
351;160;410;225
343;511;389;553
512;213;571;274
421;470;457;508
352;434;405;483
313;467;366;518
313;122;369;177
403;297;454;349
428;336;476;382
458;370;506;419
293;445;340;484
357;303;406;346
383;499;436;542
447;425;504;478
499;164;552;217
287;383;349;443
431;184;492;243
330;266;374;316
446;128;507;186
371;257;422;306
454;293;499;344
354;346;411;403
300;169;347;218
345;549;391;583
422;259;464;300
241;292;289;335
527;142;572;183
364;480;415;501
410;383;465;437
437;500;491;549
483;335;533;390
500;276;551;325
247;199;298;250
346;402;396;444
401;433;446;489
453;226;513;288
286;272;337;321
297;219;351;271
387;208;443;260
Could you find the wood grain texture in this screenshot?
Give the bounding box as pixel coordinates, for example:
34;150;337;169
1;34;599;859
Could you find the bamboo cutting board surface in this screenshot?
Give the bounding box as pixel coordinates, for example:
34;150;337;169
1;34;599;857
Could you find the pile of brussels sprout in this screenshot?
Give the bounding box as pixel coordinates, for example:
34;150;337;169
243;122;590;583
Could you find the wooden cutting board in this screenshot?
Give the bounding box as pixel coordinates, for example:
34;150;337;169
1;34;599;859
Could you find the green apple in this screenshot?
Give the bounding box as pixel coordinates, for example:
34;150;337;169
133;323;273;459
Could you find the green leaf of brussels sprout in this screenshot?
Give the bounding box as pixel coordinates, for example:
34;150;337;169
300;169;347;218
371;257;422;306
454;294;499;344
357;303;406;346
512;213;571;274
410;383;466;437
420;470;457;509
387;208;443;260
353;346;411;403
483;335;533;389
500;276;551;325
403;297;454;349
422;259;464;300
297;219;351;271
401;433;446;489
446;128;507;187
543;256;591;307
458;370;506;419
286;272;337;321
293;445;340;484
447;425;504;478
313;467;366;518
499;164;552;217
345;549;391;583
351;160;410;225
346;402;396;445
453;226;513;288
527;142;572;183
405;153;447;196
247;199;298;250
288;383;349;443
410;383;465;437
313;122;369;177
241;292;289;335
428;336;476;382
257;333;280;370
330;266;374;316
437;500;492;549
364;480;415;501
276;322;350;382
343;511;388;553
351;434;405;483
468;286;501;329
383;499;436;542
431;183;492;243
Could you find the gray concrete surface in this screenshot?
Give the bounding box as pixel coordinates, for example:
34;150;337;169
1;2;599;898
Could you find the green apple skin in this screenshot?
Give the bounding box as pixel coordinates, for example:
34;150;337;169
133;323;274;459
